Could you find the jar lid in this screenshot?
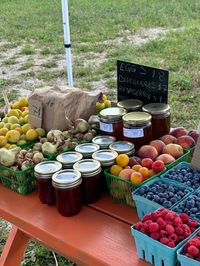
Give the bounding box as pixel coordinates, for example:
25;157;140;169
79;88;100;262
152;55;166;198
122;112;152;126
99;107;126;120
92;135;116;148
73;159;101;174
56;152;83;165
52;169;82;188
34;161;62;176
117;99;143;111
75;143;100;155
142;103;170;115
92;150;118;163
109;141;134;153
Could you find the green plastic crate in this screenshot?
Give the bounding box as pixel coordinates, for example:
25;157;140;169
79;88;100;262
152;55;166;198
104;168;166;208
0;164;36;195
166;149;191;169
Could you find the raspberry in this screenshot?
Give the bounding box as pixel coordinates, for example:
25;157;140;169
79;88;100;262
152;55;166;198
175;227;184;236
173;217;182;227
166;224;175;234
150;232;160;240
150;212;159;221
183;242;190;252
166;220;174;225
188;220;198;228
165;212;174;221
179;236;184;241
160;237;169;245
188;245;199;256
144;220;152;230
191;227;197;233
189;238;200;247
160;230;167;237
160;209;169;218
183;229;191;238
140;227;149;235
149;222;159;233
167;241;175;248
143;214;151;221
157;217;166;229
185;253;194;259
135;222;143;231
169;233;178;242
180;213;189;223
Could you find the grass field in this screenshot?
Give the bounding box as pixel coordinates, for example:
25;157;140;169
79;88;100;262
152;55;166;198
0;0;200;265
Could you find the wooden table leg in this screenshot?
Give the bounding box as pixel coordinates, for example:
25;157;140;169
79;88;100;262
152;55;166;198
0;225;30;266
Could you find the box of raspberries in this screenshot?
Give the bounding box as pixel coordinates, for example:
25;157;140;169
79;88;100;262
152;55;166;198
131;208;199;266
132;177;193;220
177;229;200;266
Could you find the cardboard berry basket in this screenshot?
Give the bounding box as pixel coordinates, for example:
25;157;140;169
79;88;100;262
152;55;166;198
131;223;200;266
177;228;200;266
104;168;166;208
0;164;36;195
132;177;193;220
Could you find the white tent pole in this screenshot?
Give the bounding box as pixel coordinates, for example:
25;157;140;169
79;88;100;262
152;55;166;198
61;0;73;87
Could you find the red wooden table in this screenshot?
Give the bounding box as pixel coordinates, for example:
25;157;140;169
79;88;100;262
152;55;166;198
0;184;150;266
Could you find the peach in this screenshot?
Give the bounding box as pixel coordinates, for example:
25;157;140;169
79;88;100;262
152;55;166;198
188;130;199;144
147;169;156;178
128;156;141;167
118;169;135;181
141;158;153;169
176;135;195;149
162;143;183;159
156;154;175;165
160;134;177;144
124;166;131;169
138;145;158;160
130;172;143;185
149;140;165;155
170;127;187;138
152;160;165;173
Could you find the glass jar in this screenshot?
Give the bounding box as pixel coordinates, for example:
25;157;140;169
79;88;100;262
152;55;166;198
73;159;102;204
92;135;116;149
52;169;82;217
34;161;62;205
56;152;83;169
117;99;143;112
75;143;100;159
99;107;126;140
109;141;135;156
122;112;152;151
142;103;170;139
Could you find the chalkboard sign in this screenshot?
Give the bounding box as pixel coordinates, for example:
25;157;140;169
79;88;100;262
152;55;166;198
117;60;169;104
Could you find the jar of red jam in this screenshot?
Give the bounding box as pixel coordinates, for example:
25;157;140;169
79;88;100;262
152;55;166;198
56;152;83;169
73;159;102;204
34;161;62;205
117;99;143;112
52;169;82;217
109;141;135;156
92;135;116;149
75;143;100;159
122;112;152;151
142;103;171;139
99;107;126;140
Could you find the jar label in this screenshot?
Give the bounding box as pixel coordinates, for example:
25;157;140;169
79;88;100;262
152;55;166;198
100;121;113;133
123;128;144;138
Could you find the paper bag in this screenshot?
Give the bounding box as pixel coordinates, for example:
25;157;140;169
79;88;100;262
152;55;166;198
28;85;102;131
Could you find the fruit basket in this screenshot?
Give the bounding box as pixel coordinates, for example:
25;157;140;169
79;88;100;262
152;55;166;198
132;177;193;219
0;164;36;195
161;162;200;190
166;149;191;169
104;168;166;207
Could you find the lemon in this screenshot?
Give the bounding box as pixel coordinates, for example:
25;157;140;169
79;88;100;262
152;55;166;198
24;115;29;123
0;136;7;147
7;109;19;118
103;95;107;101
22;110;29;118
22;124;32;134
8;116;19;124
18;97;28;108
10;123;21;130
26;129;38;141
11;101;20;109
0;128;9;136
104;100;111;108
96;102;105;111
0;122;5;129
6;130;20;144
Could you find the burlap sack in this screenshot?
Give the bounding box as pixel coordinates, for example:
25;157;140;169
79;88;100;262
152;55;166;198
28;85;102;131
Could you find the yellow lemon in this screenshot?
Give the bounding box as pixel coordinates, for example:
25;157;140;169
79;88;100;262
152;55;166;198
7;116;19;124
26;129;38;141
22;123;32;134
10;123;21;130
103;95;107;101
96;102;105;111
0;128;9;136
104;100;111;108
6;130;20;144
18;97;28;108
0;136;7;147
11;101;20;109
7;109;20;118
24;115;29;123
22;110;29;118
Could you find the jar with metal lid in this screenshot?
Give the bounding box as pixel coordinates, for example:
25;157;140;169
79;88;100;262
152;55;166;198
52;169;82;217
56;152;83;169
92;150;118;167
75;143;100;158
117;99;143;112
142;103;171;139
109;141;135;156
99;107;127;140
122;112;152;151
34;161;62;205
92;135;116;149
73;159;102;203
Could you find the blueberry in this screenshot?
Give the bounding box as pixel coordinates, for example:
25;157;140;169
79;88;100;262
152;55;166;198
191;208;198;214
158;193;164;198
153;195;160;202
163;201;172;208
190;214;196;219
159;198;165;204
177;191;184;197
168;186;175;193
196;213;200;219
146;194;152;200
173;207;179;212
171;197;177;204
163;192;169;199
147;192;153;196
149;187;157;193
168;192;174;198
